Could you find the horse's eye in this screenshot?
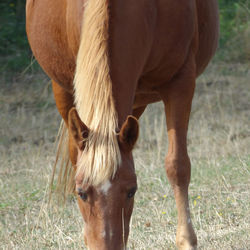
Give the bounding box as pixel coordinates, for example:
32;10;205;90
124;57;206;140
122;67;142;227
79;191;88;201
127;187;137;199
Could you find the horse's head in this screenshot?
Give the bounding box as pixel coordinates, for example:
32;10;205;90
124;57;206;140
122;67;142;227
68;108;139;249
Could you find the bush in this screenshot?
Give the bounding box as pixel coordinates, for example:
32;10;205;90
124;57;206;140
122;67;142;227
0;0;34;72
218;0;250;61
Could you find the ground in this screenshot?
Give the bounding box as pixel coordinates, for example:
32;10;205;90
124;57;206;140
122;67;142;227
0;62;249;249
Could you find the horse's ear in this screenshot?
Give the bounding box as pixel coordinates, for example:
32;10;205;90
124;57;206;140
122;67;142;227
119;115;139;151
68;107;89;150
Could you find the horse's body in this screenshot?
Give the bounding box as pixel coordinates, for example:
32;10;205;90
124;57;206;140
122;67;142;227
26;0;219;249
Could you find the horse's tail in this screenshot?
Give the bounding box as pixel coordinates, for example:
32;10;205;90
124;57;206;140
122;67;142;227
73;0;121;186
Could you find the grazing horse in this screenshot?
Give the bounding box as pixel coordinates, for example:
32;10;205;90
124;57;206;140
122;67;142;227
26;0;219;249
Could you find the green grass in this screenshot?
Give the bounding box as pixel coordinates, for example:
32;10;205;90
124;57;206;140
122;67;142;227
0;63;249;249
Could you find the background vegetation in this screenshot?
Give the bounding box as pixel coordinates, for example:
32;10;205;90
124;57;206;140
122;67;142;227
0;0;29;73
0;0;249;73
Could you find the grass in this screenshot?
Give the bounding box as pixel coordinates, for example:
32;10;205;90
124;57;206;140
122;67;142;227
0;62;249;249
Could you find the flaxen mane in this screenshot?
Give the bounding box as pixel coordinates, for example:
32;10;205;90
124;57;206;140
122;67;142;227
73;0;121;186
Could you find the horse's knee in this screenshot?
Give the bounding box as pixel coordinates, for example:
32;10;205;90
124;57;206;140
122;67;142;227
165;155;191;186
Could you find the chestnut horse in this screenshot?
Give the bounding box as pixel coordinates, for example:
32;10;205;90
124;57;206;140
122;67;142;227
26;0;219;249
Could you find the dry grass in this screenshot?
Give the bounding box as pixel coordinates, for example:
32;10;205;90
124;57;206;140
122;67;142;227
0;63;249;249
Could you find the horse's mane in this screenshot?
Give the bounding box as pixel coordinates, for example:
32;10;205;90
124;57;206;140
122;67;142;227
73;0;121;186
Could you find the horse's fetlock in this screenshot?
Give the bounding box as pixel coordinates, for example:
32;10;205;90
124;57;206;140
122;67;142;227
176;233;197;250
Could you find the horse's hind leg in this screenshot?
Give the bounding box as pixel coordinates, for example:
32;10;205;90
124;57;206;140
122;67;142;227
158;54;197;250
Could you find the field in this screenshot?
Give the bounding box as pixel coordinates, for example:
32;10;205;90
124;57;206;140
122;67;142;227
0;62;249;249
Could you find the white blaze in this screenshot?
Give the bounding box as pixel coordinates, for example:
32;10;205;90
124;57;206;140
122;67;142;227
100;180;112;195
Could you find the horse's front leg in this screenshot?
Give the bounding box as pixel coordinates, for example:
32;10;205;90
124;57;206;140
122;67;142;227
51;80;74;125
158;54;197;250
51;80;78;165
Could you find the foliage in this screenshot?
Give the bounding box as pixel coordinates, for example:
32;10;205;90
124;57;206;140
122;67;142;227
0;0;33;72
0;0;249;73
218;0;250;61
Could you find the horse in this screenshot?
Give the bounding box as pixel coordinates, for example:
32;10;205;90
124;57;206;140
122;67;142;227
26;0;219;249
